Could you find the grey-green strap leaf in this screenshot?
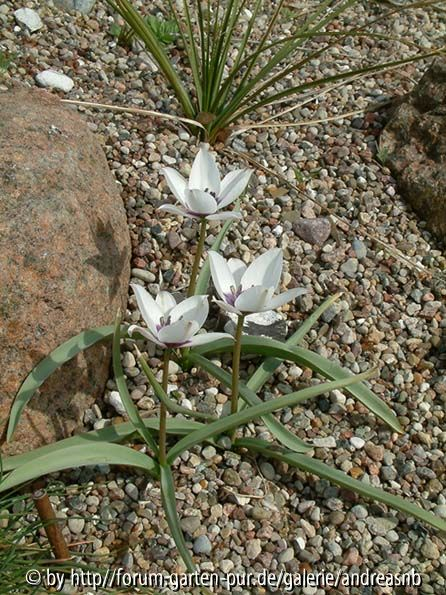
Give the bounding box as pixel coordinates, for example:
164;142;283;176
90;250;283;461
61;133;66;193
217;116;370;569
247;292;342;393
167;368;374;463
191;335;403;433
160;464;196;572
236;438;446;533
188;352;311;453
113;315;159;453
6;324;117;442
0;443;158;494
2;418;205;473
137;350;216;421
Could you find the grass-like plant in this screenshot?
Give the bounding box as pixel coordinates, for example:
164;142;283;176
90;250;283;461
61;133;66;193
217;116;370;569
0;479;160;594
2;146;445;579
0;487;50;594
105;0;444;142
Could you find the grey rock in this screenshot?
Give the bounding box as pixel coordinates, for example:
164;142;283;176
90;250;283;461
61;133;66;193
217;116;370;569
251;506;270;521
220;559;234;573
35;70;74;92
381;466;397;481
260;462;276;481
433;505;446;519
68;518;85;534
124;483;139;501
246;538;262;559
14;8;43;32
293;217;331;245
278;548;295;563
131;268;156;283
365;517;398;536
193;535;212;555
121;551;133;569
352;239;367;259
105;391;126;416
351;505;368;519
122;351;136;368
223;469;242;487
167;230;183;249
312;436;336;448
181;516;201;534
100;505;117;522
224;310;287;341
202;446;217;460
340;258;358;277
54;0;96;14
322;302;342;323
421;539;440;560
350;437;365;449
327;541;343;557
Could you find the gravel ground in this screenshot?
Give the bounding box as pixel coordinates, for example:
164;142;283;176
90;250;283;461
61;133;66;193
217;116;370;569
2;1;446;594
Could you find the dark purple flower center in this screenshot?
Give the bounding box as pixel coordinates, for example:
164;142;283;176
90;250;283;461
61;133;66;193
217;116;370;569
156;315;171;332
223;285;243;306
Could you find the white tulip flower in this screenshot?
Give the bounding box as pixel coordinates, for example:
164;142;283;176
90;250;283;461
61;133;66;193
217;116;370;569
208;248;308;315
159;143;252;221
128;285;230;349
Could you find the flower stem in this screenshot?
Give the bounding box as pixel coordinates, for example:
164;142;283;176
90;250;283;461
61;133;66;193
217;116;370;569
187;218;207;297
159;349;170;465
230;315;245;438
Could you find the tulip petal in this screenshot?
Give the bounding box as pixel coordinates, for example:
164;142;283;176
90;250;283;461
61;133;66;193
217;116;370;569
267;287;309;310
161;167;188;206
189;143;221;195
228;259;246;287
131;284;162;333
219;169;252;208
158;319;200;346
213;298;242;315
156;291;177;316
158;204;195;219
241;248;283;291
206;211;242;221
169;295;209;329
235;286;275;313
188;332;234;346
128;325;164;347
185;189;218;215
208;251;235;301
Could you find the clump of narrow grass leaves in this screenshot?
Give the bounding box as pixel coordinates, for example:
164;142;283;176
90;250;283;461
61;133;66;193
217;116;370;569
105;0;445;142
2;145;445;579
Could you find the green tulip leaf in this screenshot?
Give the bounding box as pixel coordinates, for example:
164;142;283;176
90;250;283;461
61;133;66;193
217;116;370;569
236;437;446;533
191;335;403;433
6;325;119;442
167;367;374;463
188;352;310;453
0;443;158;494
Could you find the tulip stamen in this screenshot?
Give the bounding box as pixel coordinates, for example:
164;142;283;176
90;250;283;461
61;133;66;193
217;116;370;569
224;285;242;306
156;315;172;332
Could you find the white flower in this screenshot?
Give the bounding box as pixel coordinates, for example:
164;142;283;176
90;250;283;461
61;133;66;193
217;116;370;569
208;248;308;315
128;284;230;348
159;143;252;221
